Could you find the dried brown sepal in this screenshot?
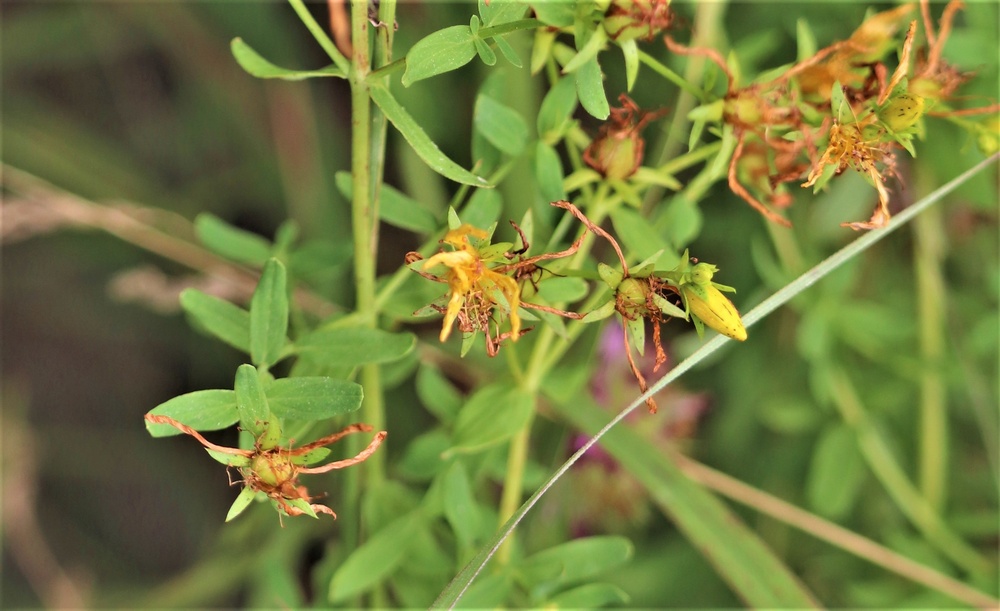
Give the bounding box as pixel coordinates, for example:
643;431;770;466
144;414;386;522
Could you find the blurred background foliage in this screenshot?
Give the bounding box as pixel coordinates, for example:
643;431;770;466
1;1;997;608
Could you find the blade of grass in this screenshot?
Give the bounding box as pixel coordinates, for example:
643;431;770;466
431;153;998;609
672;454;1000;609
551;392;821;607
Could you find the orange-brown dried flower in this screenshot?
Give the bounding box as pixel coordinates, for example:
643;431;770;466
584;95;667;180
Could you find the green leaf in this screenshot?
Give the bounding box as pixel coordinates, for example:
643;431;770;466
536;276;588;303
329;511;425;601
521;536;633;595
266;377;364;421
448;384;534;456
463;188;503;230
416;365;463;423
661;196;703;249
574;56;609;120
549;393;821;608
231;37;345;80
226;487;258;522
536;76;578;140
493;35;522;68
581;299;616;323
443;462;482;551
796;17;818;61
561;27;607;74
293;327;415;367
145;389;238;437
480;0;527;26
205;449;251;467
194;213;271;266
179;289;250;353
397;429;452;481
622;38;639;91
454;574;513;609
531;0;575;27
807;423;865;519
473;35;497;66
370;85;491;187
235;364;269;436
335;171;438;234
624;316;645;355
474;95;529;156
249;258;289;367
401;26;477;87
546;583;629;607
609;206;668;261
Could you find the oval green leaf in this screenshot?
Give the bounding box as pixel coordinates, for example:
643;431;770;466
574;56;609;120
521;536;634;589
194;213;272;266
401;26;477;87
329;511;424;601
179;289;250;354
474;94;529;156
448;384;534;456
145;389;238;437
249;258;289;367
293;327;415;367
806;423;865;519
235;364;269;436
266;377;364;421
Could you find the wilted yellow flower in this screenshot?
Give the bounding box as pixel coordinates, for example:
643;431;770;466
422;224;521;343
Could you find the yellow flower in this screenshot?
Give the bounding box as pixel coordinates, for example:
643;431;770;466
422;225;521;343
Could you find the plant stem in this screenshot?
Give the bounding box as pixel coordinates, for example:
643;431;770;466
913;203;947;513
348;0;385;478
827;366;990;575
496;188;613;563
674;454;999;609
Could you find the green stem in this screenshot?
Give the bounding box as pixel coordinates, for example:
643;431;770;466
348;0;385;476
828;366;990;575
287;0;350;74
913;203;947;513
642;0;728;211
496;187;613;563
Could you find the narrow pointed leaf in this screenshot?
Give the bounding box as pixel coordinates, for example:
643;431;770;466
194;213;272;266
249;258;289;367
235;364;269;436
231;37;345;80
370;85;491;186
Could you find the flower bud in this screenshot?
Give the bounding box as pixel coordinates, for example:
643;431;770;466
603;0;674;42
682;281;747;341
251;452;296;488
583;95;665;180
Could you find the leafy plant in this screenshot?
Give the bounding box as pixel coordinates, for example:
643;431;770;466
1;0;997;608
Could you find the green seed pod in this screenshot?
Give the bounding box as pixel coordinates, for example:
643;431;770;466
878;93;925;133
681;281;748;342
251;452;296;488
617;277;648;317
